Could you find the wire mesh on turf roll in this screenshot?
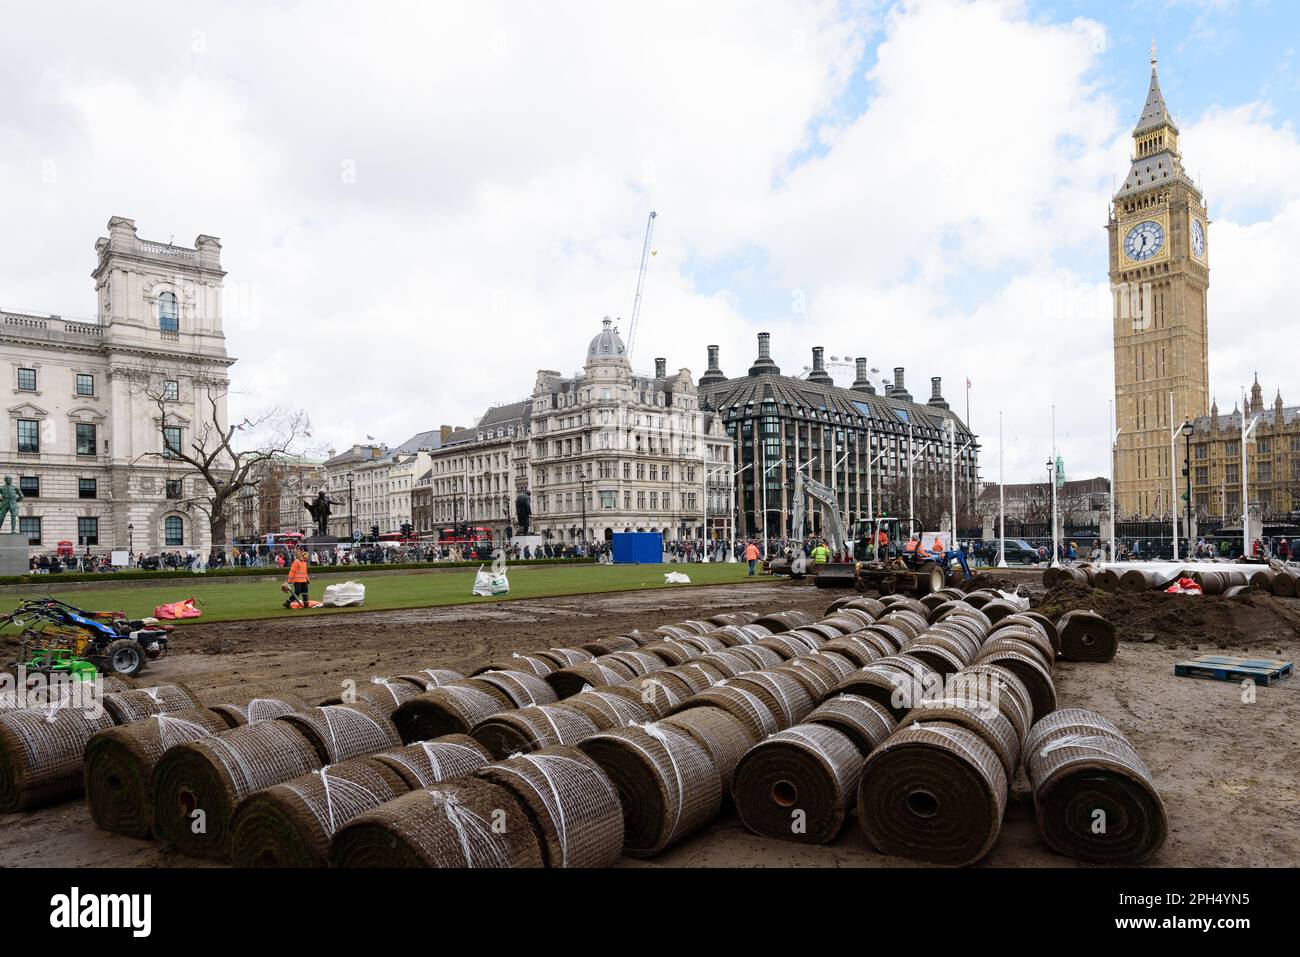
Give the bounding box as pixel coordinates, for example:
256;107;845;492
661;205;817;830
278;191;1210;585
750;609;814;633
229;758;410;867
978;599;1025;625
1054;610;1118;663
732;724;864;845
691;652;744;680
862;624;909;653
661;663;721;693
831;609;877;630
602;650;669;678
677;619;718;635
758;634;818;660
578;722;721;858
473;654;553;677
669;684;781;740
470;704;600;759
556;688;655;730
824;596;856;615
821;635;885;668
968;648;1056;725
477;746;624;868
900;641;968;677
727;644;784;671
975;636;1054;676
0;706;117;812
151;719;323;860
629;673;696;718
899;697;1021;778
804;694;896;756
677;634;727;654
934;605;993;638
641;640;699;665
953;665;1034;743
778;651;857;697
84;708;230;838
278;702;402;764
580;635;641;655
922;626;982;662
321;677;423;715
102;684;204;725
877;595;929;616
392;684;509;743
984;625;1056;666
726;671;816;729
1025;709;1166;864
875;610;929;642
653;625;697;641
474;670;559;708
392;669;465;691
993;612;1060;655
834;655;941;721
330;777;545;868
843;597;886;619
210;695;307;728
708;625;757;647
960;590;997;608
545;660;635;698
371;735;494;789
815;615;863;637
857;720;1008;866
658;708;760;791
534;647;596;669
707;610;761;626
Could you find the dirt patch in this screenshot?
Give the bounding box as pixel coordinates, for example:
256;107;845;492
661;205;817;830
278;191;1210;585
1035;582;1300;652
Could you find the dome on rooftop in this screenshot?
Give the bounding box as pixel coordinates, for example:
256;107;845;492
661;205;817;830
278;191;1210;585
587;316;627;360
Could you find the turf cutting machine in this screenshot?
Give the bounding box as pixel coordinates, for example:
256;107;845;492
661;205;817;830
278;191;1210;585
0;596;171;679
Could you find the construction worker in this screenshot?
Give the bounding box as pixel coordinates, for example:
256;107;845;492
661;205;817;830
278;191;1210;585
743;540;760;576
904;535;929;562
811;540;831;566
876;527;889;559
285;549;310;609
931;534;945;554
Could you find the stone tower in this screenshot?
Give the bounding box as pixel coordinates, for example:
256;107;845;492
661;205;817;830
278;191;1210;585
1109;45;1211;518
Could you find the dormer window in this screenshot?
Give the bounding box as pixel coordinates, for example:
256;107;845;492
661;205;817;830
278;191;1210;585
159;291;179;332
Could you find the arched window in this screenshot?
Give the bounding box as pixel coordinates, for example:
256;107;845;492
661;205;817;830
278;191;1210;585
159;292;179;332
164;515;183;546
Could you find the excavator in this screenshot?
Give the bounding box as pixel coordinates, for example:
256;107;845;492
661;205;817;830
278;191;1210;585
769;473;946;595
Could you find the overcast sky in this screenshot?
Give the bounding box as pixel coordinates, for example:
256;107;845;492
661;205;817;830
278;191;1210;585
2;0;1297;481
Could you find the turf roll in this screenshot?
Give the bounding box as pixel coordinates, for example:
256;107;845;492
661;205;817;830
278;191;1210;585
472;655;553;677
833;656;941;721
776;652;857;699
899;696;1021;778
0;705;117;811
578;723;721;858
1025;709;1167;864
470;704;599;759
102;683;204;725
278;702;402;764
209;696;304;727
320;677;422;716
392;668;466;690
554;688;655;731
668;684;781;740
391;683;509;743
821;635;885;668
628;672;696;718
477;746;624;868
534;647;596;669
83;708;230;837
229;758;410;867
151;719;323;860
857;721;1008;866
803;694;897;756
545;660;635;698
969;647;1056;720
1055;610;1118;663
329;777;544;867
725;670;816;730
372;735;493;788
947;666;1034;745
732;724;864;844
659;707;761;791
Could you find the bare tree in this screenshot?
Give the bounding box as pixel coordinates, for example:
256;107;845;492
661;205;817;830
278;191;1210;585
129;373;310;547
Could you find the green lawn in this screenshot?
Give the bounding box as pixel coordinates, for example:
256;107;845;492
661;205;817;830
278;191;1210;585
0;562;758;626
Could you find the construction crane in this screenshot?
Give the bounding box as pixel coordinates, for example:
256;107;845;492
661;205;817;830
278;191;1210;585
625;211;657;360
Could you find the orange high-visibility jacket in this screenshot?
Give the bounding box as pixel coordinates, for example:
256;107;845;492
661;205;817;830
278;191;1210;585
931;537;945;552
288;559;309;583
743;543;760;561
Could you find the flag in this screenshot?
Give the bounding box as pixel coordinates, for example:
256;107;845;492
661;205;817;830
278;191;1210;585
966;377;972;389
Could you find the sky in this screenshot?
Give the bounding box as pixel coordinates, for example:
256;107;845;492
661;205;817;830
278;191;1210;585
2;0;1297;482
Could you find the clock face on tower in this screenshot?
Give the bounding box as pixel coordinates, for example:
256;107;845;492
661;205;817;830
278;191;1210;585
1191;219;1206;258
1124;220;1165;261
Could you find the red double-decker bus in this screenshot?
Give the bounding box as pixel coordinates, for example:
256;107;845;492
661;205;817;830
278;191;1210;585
436;525;493;547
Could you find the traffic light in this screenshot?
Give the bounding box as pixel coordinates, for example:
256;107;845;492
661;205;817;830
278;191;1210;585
370;525;379;540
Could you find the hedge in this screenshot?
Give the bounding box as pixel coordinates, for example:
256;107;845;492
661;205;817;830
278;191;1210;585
1;557;597;587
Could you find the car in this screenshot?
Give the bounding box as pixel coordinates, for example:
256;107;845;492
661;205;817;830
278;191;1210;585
983;539;1042;565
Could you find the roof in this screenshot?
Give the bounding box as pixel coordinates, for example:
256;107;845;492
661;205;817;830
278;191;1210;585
1193;404;1300;435
323;445;386;467
588;317;627;361
1134;64;1178;135
393;429;446;455
699;372;975;442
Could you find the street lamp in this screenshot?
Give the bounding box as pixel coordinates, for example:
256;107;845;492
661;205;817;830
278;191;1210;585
579;474;590;544
1181;420;1195;558
1046;458;1056;566
127;523;134;562
346;472;355;541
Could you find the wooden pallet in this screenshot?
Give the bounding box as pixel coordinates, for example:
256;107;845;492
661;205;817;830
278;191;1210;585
1174;654;1294;686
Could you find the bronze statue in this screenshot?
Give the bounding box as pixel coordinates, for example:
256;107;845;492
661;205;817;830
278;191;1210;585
303;489;339;537
515;490;532;536
0;476;22;533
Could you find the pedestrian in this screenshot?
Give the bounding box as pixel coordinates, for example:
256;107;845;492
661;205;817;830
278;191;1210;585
743;540;760;576
285;549;310;609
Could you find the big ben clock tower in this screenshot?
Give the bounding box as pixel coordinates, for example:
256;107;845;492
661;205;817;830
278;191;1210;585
1109;44;1210;518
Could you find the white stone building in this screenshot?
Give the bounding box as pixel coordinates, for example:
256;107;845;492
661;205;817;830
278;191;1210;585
0;216;233;554
427;402;530;538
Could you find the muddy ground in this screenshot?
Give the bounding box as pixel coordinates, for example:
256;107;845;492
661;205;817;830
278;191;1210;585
2;572;1298;868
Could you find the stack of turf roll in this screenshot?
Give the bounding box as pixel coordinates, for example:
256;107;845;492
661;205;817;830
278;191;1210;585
229;757;412;867
1054;610;1118;663
476;746;625;868
84;708;231;837
1025;709;1167;864
0;698;117;812
151;718;324;860
101;683;204;724
329;777;544;868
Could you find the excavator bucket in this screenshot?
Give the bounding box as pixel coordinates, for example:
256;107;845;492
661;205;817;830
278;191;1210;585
813;562;859;589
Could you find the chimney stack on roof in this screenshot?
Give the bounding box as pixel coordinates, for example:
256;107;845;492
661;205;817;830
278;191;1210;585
927;376;949;409
851;357;875;394
699;344;727;387
748;331;781;377
654;357;667;379
808;346;833;385
891;367;912;402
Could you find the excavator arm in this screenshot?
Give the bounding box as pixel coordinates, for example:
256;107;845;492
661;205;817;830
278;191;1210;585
793;473;849;554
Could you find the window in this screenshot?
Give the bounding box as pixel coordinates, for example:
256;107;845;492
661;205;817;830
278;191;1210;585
19;476;38;498
17;368;36;391
75;423;97;456
77;516;99;546
78;478;97;499
19;516;41;546
163;379;179;401
164;515;183;546
166;479;182;499
600;490;616;509
159;292;179;332
75;374;94;396
163;426;182;458
17;419;39;453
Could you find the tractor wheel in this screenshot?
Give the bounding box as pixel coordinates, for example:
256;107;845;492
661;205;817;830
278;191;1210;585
103;639;145;678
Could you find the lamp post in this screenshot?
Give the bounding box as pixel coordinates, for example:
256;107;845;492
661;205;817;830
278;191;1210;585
127;522;134;564
1181;420;1194;559
1046;458;1056;566
730;462;752;562
346;472;355;541
579;475;590;545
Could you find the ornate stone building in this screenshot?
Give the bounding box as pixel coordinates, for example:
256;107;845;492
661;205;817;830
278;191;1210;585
1110;48;1211;517
0;216;232;553
426;402;530;539
526;318;733;543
